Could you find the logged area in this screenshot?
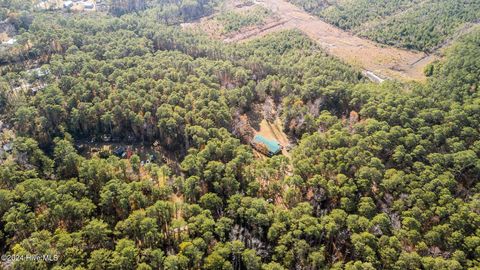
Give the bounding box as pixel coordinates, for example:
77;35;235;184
251;0;436;81
287;0;480;52
189;0;439;81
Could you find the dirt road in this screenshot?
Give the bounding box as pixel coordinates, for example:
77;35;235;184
226;0;436;81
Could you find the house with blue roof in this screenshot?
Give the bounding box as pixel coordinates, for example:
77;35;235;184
251;135;282;156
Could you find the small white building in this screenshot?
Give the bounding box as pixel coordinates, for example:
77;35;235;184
83;2;94;9
3;38;16;45
64;1;73;8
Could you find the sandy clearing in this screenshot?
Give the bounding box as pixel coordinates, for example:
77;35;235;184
224;0;437;81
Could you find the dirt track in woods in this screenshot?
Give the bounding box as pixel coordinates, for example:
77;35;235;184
223;0;438;82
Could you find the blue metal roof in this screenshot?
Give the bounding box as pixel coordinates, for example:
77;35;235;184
252;135;281;154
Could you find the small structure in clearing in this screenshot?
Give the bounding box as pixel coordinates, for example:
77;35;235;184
113;146;127;158
64;1;73;8
2;142;13;152
2;38;16;45
82;2;94;9
251;134;282;157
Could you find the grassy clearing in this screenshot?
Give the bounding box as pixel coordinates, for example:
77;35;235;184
216;6;271;33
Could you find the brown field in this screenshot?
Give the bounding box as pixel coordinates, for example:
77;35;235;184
0;33;8;43
182;1;281;41
230;0;439;81
187;0;445;82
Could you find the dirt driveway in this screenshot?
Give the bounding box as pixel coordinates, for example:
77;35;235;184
225;0;436;81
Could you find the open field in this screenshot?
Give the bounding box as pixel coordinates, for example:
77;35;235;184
182;1;280;41
223;0;437;81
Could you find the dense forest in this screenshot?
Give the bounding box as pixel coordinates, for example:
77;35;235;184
0;0;479;269
286;0;480;51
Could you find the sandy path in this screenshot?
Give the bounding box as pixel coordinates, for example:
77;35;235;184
226;0;435;81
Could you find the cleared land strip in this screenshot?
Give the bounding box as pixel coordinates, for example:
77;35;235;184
223;19;291;42
227;0;435;81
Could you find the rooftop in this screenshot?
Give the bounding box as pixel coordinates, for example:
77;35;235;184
252;135;281;154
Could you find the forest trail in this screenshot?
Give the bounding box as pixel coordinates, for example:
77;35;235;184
224;0;436;81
